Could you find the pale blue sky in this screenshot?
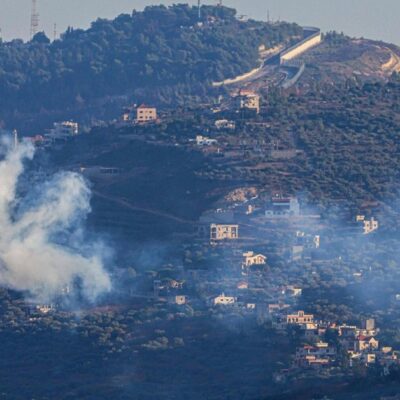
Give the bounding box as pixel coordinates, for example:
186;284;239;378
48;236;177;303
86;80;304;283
1;0;400;45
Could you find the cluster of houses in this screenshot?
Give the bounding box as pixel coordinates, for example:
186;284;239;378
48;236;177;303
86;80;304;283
338;320;400;371
295;341;336;368
24;103;158;149
200;193;312;247
267;307;400;372
189;89;261;150
210;283;301;312
153;278;187;305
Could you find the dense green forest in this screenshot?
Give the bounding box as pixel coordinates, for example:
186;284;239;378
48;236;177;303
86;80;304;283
0;4;300;128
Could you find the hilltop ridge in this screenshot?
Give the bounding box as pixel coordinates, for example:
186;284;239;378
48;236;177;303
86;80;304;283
0;4;301;132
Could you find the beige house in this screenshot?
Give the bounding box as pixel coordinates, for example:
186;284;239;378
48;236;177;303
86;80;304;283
136;104;157;123
362;353;377;365
286;310;314;325
210;224;239;241
242;251;267;267
356;215;379;235
36;304;54;314
363;218;379;235
174;295;187;305
237;281;249;290
354;336;379;352
235;89;260;114
168;280;184;290
285;286;303;297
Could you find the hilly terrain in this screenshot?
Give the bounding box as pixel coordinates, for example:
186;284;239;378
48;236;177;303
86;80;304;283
0;4;301;133
299;32;400;85
4;4;400;400
45;73;400;243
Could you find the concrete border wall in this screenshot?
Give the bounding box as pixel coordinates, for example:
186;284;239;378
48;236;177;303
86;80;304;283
212;65;262;87
281;63;305;89
280;28;322;64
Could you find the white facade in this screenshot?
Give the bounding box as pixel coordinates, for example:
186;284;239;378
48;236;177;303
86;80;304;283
195;135;217;146
215;120;236;130
280;30;322;63
214;294;236;306
265;196;300;218
47;121;79;140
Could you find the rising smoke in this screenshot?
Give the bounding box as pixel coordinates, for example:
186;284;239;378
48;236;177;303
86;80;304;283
0;137;111;303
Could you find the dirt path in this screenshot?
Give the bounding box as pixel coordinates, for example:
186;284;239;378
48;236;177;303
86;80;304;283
93;190;196;225
382;47;400;73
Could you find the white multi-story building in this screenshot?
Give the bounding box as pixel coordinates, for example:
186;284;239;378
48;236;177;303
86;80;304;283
47;121;79;140
265;194;300;218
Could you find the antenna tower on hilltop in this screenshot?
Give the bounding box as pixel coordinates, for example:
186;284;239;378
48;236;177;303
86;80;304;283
30;0;39;39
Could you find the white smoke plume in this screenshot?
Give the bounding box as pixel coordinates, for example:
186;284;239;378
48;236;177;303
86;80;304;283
0;138;111;303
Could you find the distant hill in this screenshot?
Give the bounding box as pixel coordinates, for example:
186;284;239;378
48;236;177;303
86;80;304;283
297;32;400;85
0;4;301;131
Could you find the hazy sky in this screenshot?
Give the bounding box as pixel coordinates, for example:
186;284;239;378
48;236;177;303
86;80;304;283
1;0;400;45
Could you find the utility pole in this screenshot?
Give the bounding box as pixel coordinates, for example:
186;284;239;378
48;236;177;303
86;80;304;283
30;0;40;39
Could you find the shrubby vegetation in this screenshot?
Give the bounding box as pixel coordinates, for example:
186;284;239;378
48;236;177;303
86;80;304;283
0;4;300;124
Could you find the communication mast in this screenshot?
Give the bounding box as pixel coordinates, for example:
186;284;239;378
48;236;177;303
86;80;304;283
30;0;39;39
53;23;57;41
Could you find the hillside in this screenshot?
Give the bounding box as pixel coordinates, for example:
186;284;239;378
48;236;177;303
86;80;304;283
298;32;400;85
47;129;228;241
37;72;400;246
5;7;400;400
0;5;301;132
